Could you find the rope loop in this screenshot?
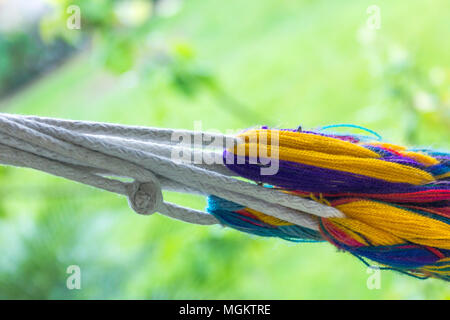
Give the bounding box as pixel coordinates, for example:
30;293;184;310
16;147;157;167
126;180;163;215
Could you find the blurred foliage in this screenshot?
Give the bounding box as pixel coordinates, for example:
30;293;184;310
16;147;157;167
40;0;264;122
41;0;213;88
0;30;74;97
358;27;450;144
0;0;449;299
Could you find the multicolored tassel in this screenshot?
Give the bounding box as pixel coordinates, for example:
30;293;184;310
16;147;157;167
207;126;450;281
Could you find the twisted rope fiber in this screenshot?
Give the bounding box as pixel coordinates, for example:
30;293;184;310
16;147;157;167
0;114;339;228
1;114;341;228
1;113;449;281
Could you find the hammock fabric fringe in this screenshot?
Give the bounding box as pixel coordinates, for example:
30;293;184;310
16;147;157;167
206;127;450;281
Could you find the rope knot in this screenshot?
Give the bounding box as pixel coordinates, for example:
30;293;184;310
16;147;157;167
127;180;163;215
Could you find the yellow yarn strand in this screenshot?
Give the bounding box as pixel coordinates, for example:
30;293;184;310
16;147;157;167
245;207;294;226
239;129;380;158
399;151;439;167
232;143;435;185
327;217;404;246
335;200;450;250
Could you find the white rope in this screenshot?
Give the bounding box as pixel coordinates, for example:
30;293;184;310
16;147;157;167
5;114;241;147
0;113;345;231
4;115;344;218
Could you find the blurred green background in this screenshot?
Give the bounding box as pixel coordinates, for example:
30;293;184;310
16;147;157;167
0;0;449;299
